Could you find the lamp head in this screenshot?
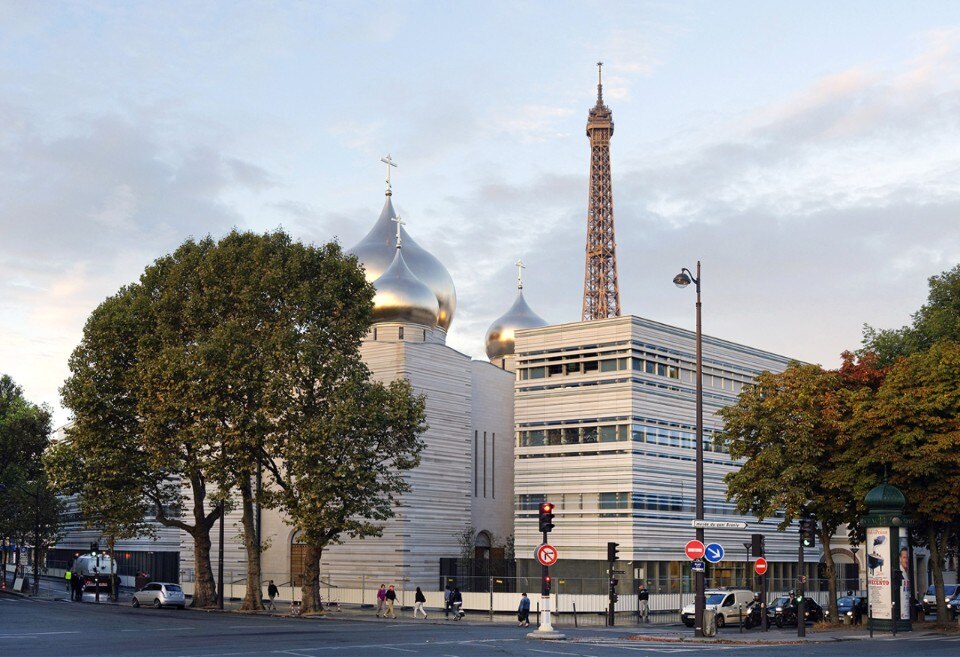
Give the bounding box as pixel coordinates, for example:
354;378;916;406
673;272;692;288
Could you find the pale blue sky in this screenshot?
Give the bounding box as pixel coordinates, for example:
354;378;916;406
3;1;960;423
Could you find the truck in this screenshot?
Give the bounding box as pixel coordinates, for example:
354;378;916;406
72;553;117;592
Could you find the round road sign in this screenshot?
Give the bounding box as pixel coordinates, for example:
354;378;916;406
684;540;705;560
536;543;558;567
754;557;768;575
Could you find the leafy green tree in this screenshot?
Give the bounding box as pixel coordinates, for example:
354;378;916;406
847;341;960;620
261;376;426;612
864;264;960;364
719;361;874;620
0;374;57;590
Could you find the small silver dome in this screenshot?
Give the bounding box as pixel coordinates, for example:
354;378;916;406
351;195;457;331
371;247;439;328
485;290;548;359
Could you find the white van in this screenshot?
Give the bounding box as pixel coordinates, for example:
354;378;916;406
682;589;756;628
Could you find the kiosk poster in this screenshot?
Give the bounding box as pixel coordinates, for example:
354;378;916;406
898;535;911;621
867;526;892;620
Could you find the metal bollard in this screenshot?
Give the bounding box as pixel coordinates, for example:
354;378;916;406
573;602;578;628
739;603;743;633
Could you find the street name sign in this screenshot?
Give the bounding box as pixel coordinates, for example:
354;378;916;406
684;540;705;560
536;543;558;566
704;543;725;563
754;557;768;575
691;559;705;573
691;520;748;529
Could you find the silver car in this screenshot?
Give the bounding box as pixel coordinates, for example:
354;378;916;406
132;582;186;609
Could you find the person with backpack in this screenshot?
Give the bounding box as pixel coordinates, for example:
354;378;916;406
413;586;427;618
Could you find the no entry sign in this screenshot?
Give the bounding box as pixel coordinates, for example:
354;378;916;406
684;540;706;560
536;543;558;567
754;557;768;575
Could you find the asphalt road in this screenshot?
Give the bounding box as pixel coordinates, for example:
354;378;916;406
3;593;960;657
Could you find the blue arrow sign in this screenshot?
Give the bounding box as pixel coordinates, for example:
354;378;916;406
704;543;725;563
691;559;705;572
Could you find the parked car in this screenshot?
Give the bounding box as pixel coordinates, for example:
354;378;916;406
132;582;185;609
770;595;824;627
824;595;867;624
681;589;755;628
921;584;960;615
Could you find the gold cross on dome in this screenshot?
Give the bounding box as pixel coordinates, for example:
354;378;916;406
381;154;397;194
392;215;405;249
516;259;526;290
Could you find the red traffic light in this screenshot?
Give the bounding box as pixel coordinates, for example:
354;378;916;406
539;502;554;513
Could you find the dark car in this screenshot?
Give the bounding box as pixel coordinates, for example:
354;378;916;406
824;596;867;624
770;596;824;627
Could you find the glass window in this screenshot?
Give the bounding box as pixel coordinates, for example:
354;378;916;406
582;426;598;443
619;358;628;370
645;361;656;374
632;358;644;371
667;366;680;379
632;425;646;442
529;366;545;379
566;362;581;374
657;363;667;376
562;427;580;445
617;425;628;441
398;327;404;340
600;426;617;442
583;361;598;373
601;359;618;372
525;430;544;447
547;429;562;446
599;492;628;509
548;364;563;377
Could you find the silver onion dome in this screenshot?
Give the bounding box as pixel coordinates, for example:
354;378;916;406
485;289;548;360
371;246;439;327
351;195;457;331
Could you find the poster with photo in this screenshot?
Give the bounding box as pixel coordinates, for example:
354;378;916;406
898;533;911;620
867;526;892;620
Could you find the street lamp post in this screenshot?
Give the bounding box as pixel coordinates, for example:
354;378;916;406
674;261;704;638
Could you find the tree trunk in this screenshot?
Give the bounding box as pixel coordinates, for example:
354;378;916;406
927;525;948;621
192;528;218;608
820;528;839;622
300;543;322;613
239;474;263;611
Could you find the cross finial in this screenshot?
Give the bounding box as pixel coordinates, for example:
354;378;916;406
380;154;398;196
516;259;525;291
391;215;404;249
596;61;604;104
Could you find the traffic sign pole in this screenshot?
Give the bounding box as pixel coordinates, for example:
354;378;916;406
539;529;554;633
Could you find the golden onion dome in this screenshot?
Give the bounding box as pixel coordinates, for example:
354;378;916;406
371;246;440;327
351;195;457;331
485;289;548;360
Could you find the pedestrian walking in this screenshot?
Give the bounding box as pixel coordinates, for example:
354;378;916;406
376;584;387;617
267;580;279;610
638;582;650;623
414;586;427;618
443;585;452;619
517;592;530;627
451;587;463;620
384;584;398;618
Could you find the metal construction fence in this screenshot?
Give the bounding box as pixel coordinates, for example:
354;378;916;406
177;571;858;625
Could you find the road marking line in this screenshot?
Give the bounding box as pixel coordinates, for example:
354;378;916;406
383;648;417;653
120;626;195;632
529;649;581;656
0;631;81;638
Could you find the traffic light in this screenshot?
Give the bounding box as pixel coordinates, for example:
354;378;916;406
538;502;555;534
542;575;552;596
609;578;619;603
800;519;816;548
751;533;764;558
90;542;99;554
607;541;620;562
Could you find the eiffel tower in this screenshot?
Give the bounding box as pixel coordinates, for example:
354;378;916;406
581;62;621;321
